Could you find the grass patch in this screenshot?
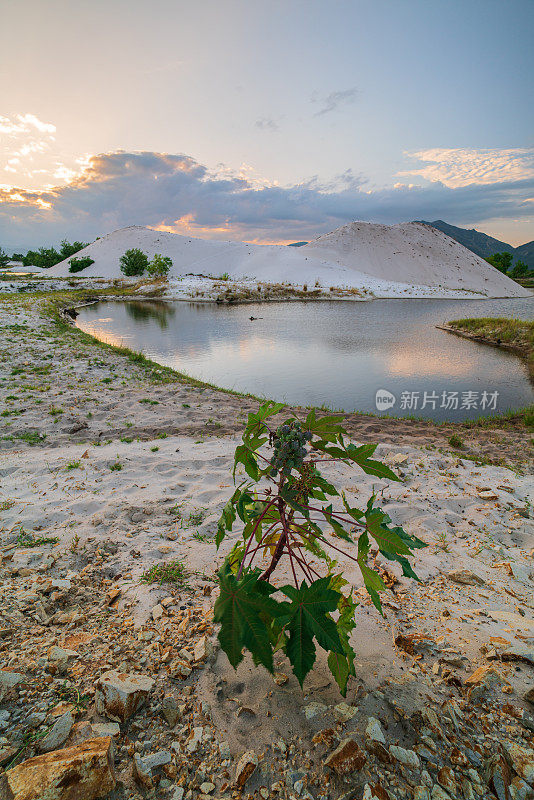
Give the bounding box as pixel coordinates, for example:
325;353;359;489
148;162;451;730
448;434;464;449
17;531;59;548
0;499;16;511
109;461;122;471
447;317;534;382
141;559;187;585
66;460;81;470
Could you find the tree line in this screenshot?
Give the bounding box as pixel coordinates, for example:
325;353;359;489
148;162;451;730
486;252;532;280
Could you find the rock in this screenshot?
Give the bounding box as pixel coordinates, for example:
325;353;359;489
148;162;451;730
504;742;534;785
431;787;452;800
200;782;215;793
501;644;534;666
185;726;203;754
389;745;420;769
362;784;391;800
447;569;486;586
511;775;534;800
151;604;164;621
414;789;430;800
0;736;115;800
194;635;212;662
48;646;78;675
466;665;509;693
39;711;74;753
69;721;120;745
525;688;534;706
437;767;456;795
324;738;366;774
365;717;386;745
0;672;24;697
333;702;358;723
95;670;154;722
134;750;171;788
484;753;511;800
235;750;258;787
273;672;288;686
303;702;327;720
161;695;182;727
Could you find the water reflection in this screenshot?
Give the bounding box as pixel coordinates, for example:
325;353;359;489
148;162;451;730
76;298;534;421
125;301;176;329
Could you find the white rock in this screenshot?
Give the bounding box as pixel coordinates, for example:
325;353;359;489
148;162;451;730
389;745;420;769
365;717;386;745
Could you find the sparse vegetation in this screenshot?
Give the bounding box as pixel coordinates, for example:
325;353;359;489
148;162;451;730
147;253;172;279
68;256;94;274
141;559;187;585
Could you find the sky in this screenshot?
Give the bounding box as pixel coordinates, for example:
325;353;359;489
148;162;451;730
1;0;533;250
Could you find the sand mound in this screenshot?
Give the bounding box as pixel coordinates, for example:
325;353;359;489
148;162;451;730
45;222;530;298
304;221;530;297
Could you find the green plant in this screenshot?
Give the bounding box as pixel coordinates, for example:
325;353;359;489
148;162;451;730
68;256;94;273
66;460;81;470
17;530;59;548
119;248;148;277
147;253;172;278
141;559;187;585
0;247;10;269
214;403;425;694
109;461;122;471
150;446;159;452
192;530;210;542
448;434;464;449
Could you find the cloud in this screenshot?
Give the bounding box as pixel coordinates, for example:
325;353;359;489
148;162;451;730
255;117;279;132
312;87;359;116
1;148;533;248
401;147;534;188
0;112;79;191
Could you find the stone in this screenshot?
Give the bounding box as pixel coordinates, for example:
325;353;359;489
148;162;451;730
171;789;184;800
94;670;154;722
194;635;212;662
525;688;534;706
185;726;203;754
501;644;534;666
431;788;452;800
389;745;420;769
324;738;366;775
365;716;386;745
333;702;358;723
151;604;164;621
362;784;391;800
39;711;74;753
504;742;534;785
199;782;215;793
0;672;24;694
414;789;430;800
511;775;534;800
447;569;486;586
133;750;171;788
69;721;120;744
303;702;327;720
466;665;508;689
235;750;258;787
0;736;115;800
161;695;182;727
437;767;456;795
484;753;512;800
48;646;79;675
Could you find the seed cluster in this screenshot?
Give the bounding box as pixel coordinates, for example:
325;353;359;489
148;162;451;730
269;421;312;477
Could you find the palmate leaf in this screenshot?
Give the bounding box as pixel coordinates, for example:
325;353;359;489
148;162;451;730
214;562;279;672
345;442;401;481
275;578;344;687
233;444;259;481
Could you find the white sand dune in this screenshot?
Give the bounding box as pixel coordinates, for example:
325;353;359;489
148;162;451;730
46;221;530;298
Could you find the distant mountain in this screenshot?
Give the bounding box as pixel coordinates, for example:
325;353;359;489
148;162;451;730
515;240;534;266
417;220;534;268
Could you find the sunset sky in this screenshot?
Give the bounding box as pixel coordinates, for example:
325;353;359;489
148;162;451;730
1;0;533;250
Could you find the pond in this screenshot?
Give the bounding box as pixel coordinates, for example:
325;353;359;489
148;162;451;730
76;297;534;421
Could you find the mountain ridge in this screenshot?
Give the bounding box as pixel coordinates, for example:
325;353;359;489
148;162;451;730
417;220;534;267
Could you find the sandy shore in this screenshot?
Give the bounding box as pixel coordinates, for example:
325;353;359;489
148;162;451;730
1;291;533;799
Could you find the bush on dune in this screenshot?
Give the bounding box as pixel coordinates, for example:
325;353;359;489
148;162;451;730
120;248;148;277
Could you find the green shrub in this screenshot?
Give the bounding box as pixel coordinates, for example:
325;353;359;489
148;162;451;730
68;256;94;273
119;248;148;277
147;253;172;278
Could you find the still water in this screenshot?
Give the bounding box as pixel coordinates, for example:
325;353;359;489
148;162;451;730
76;298;534;421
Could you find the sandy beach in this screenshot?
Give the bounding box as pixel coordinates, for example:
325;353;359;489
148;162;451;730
1;291;533;799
